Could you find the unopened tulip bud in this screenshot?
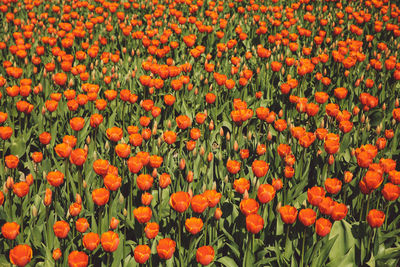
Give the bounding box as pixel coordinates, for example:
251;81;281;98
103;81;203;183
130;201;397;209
110;217;119;229
209;120;214;130
382;103;386;111
226;132;231;140
123;208;127;217
248;131;252;140
366;122;370;131
167;120;171;129
83;180;87;189
193;148;197;156
243;189;249;200
118;193;124;205
220;127;224;136
158;137;162;147
105;141;110;151
376;124;381;135
199;146;205;156
233;141;239;151
179;159;186;170
6;177;14;189
152;121;158;135
207;152;213;162
267;131;272;141
76;194;82;204
279;109;283;117
224;175;229;183
214;208;222;219
361;114;365;123
328;155;334;165
344;171;353;183
186;171;193;183
152;168;158;178
188;187;193;198
32;205;38;217
396;98;399;107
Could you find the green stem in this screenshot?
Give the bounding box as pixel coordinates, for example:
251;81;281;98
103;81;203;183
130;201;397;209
301;228;306;267
384;202;390;231
365;194;371;222
107;252;111;267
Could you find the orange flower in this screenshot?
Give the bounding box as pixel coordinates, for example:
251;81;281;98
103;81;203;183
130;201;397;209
134;245;151;264
315;218;332;237
257;184;276;204
70;117;85;131
106;127;123;142
5;155;18;169
133;206;152;224
226;159;241;174
163;131;177;144
53;221;70;239
202;190;221;207
9;244;32;267
129;133;143;147
380;158;396;173
38;132;51;145
274;119;287;132
367;209;385;228
240;198;259;216
279;205;298;224
170;191;191;213
185;217;203;235
127;156;143;173
334;87;348;99
331;203;348;221
324;178;342;194
157;238;176;260
246;213;264;234
93;159;109;176
277;144;291;158
364;170;383;190
63;135;77;148
356;151;372;168
176;115;191;129
31;152;43;163
191;194;208;214
0;191;4;206
196;246;215;266
101;231;120;252
159;173;171;188
13;182;30;198
388;170;400;185
233;178;250;194
1;222;20;240
103;174;122;191
90;113;103;128
136;174;153;191
115;143;131;158
381;183;400;201
68;251;88;267
149;155;163;168
145;222;159;239
54;72;67;86
54;143;72;158
251;160;269;178
83;232;100;251
47;171;64;187
70;148;87;166
76;218;89;233
92;188;110;206
324;139;340;154
307;186;325;206
52;248;62;261
298;208;317;226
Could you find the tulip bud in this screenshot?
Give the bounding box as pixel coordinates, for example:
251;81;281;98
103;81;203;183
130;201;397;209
214;208;222;220
179;159;186;170
186;171;193;183
328;155;334;165
123;208;127;217
361;114;365;123
76;194;82;204
279;109;283;117
119;193;124;205
224;175;229;183
167;120;171;129
152;168;158;178
220;127;224;136
32;205;38;217
276;201;282;213
193;148;197;156
110;217;119;229
188;187;193;198
243;189;249;200
382;103;386;111
83;180;87;189
247;131;252;140
105;141;110;151
376;124;381;135
226;132;231;140
396;98;399;107
6;177;14;189
199;146;205;156
207;152;213;162
267;131;272;141
344;171;353;183
152;121;158;135
209;120;214;130
233;141;239;151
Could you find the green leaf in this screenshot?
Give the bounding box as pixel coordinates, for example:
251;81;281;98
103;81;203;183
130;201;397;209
217;256;239;267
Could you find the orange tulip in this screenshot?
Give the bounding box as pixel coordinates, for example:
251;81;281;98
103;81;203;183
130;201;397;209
9;244;32;267
13;182;30;198
68;251;88;267
83;232;100;251
239;198;259;216
170;191;191;213
157;238;176;260
134;245;151;264
101;231;120;252
185;217;203;235
196;246;215;266
246;213;264;234
92;188;110;206
1;222;20;240
279;205;298;224
53;221;70;239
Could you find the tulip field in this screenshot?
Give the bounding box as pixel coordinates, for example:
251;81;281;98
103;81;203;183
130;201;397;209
1;0;400;266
